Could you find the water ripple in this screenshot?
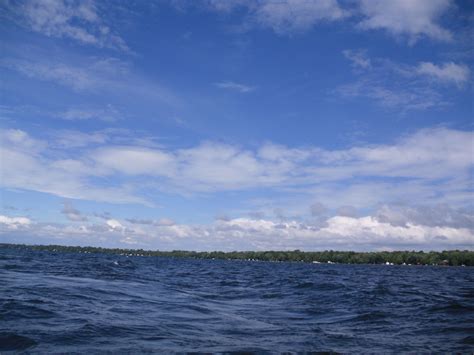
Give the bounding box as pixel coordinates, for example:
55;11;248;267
0;248;473;352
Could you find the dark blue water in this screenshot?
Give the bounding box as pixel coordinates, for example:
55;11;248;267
0;248;473;353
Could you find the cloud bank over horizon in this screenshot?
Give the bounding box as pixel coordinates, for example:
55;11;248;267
1;126;472;251
1;202;473;251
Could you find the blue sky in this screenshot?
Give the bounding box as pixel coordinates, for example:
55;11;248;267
1;0;473;251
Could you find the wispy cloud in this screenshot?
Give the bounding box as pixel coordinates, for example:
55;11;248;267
49;130;109;149
1;126;472;209
192;0;454;44
7;0;129;51
248;0;347;34
189;0;347;35
125;218;176;226
215;81;255;93
337;51;470;111
1;56;130;92
57;105;122;122
356;0;453;44
342;49;371;69
1;59;101;91
337;80;445;111
1;54;180;106
416;62;470;87
0;129;147;205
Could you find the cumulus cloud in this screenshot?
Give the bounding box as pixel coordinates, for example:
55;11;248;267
106;219;123;231
8;0;129;51
321;215;471;248
357;0;453;43
0;215;31;230
1;211;472;251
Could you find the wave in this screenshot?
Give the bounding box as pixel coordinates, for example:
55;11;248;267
0;333;37;351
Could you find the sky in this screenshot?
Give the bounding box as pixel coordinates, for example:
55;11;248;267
0;0;473;251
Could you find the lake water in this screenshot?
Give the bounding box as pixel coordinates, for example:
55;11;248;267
1;247;473;353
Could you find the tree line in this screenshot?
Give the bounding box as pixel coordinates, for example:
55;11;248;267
1;243;473;266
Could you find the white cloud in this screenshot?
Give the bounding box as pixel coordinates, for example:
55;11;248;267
202;0;347;34
0;129;147;205
106;219;123;230
0;128;46;153
338;52;470;110
2;59;100;91
357;0;453;43
1;57;129;92
342;49;371;69
417;62;470;86
94;146;175;176
200;0;252;13
175;142;267;190
337;128;473;178
126;218;176;226
251;0;347;34
321;215;472;247
197;0;455;44
1;55;180;107
2;150;144;204
50;130;109;149
1;127;472;210
215;81;255;93
1;212;472;251
375;204;474;229
0;215;31;230
58;105;122;122
156;218;176;226
15;0;129;51
258;143;312;163
337;81;443;111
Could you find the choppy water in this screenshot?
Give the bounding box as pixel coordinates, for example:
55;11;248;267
0;247;473;353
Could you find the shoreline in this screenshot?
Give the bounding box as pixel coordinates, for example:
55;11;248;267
1;243;472;267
